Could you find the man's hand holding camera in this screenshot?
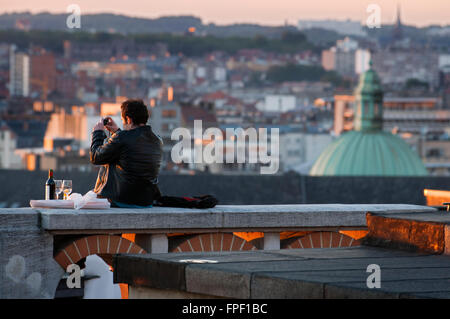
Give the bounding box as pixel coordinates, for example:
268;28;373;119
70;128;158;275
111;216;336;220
93;117;120;134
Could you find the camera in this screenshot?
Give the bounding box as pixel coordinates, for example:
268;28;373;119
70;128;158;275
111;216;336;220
103;118;109;126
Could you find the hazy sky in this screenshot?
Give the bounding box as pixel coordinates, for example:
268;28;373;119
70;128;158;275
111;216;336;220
1;0;449;27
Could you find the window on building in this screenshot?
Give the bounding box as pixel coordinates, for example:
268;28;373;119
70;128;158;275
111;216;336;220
162;123;171;132
162;110;177;118
426;148;443;158
374;103;379;116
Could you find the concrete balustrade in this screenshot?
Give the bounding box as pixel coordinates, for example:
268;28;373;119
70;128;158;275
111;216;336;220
39;204;436;251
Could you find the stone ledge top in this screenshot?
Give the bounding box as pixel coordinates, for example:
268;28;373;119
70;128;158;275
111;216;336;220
32;204;436;232
113;246;450;299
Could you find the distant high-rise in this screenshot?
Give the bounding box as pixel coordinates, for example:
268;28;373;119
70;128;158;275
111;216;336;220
321;37;359;78
9;45;30;97
30;47;56;100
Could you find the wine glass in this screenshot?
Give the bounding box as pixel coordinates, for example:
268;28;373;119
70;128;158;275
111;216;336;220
55;180;63;200
62;180;72;200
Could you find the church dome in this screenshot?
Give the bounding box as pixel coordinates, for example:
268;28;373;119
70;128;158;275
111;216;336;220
310;61;428;176
309;130;428;176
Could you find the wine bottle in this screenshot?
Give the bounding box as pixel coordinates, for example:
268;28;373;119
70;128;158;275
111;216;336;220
45;169;56;200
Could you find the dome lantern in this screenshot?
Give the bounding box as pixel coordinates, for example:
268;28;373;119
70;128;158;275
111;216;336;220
353;60;383;132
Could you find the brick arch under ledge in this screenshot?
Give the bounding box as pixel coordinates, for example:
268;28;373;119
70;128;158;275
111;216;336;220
53;231;361;269
54;235;146;270
169;233;257;252
282;231;361;249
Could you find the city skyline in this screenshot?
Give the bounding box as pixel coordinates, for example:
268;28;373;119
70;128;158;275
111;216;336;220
1;0;450;27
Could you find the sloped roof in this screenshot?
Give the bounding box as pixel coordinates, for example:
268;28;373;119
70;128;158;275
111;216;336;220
201;91;228;102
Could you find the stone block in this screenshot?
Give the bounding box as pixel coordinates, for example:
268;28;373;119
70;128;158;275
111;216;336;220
364;212;449;253
251;273;324;299
113;254;186;291
185;264;251;299
324;284;399;299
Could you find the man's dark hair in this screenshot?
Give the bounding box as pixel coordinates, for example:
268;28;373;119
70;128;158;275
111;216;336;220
121;99;149;125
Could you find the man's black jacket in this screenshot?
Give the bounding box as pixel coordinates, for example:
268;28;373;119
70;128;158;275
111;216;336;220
90;125;163;206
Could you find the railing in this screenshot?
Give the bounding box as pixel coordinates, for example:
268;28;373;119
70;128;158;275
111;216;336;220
38;204;437;253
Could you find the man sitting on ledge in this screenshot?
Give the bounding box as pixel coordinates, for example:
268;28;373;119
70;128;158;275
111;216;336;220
90;99;163;208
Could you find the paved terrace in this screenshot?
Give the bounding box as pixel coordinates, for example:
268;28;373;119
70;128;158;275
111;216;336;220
0;204;440;298
114;246;450;299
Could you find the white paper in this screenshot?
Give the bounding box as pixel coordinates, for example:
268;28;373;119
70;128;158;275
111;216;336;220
69;190;110;210
30;199;74;209
30;190;110;209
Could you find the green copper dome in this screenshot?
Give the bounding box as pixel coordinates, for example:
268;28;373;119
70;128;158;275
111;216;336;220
309;131;428;176
310;61;428;176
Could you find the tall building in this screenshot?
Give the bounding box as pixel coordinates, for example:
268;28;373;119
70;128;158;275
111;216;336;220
310;62;428;176
9;46;30;97
0;124;23;169
149;101;182;166
332;95;355;136
321;37;358;78
30;47;56;100
355;49;371;75
321;49;335;71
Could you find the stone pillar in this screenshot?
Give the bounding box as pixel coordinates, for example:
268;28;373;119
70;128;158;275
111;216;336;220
135;234;168;253
263;232;280;250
